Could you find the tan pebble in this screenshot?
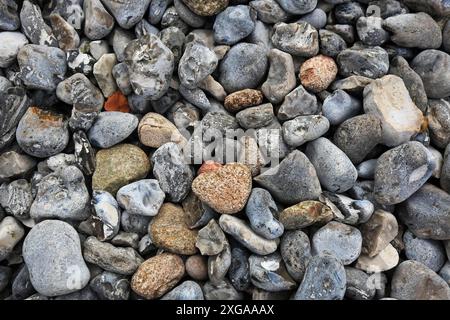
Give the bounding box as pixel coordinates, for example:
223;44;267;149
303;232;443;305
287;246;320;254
279;200;333;230
300;55;338;93
185;255;208;281
224;89;264;113
138;112;186;148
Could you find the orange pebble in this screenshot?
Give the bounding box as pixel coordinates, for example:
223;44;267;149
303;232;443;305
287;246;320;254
104;91;130;113
198;161;223;175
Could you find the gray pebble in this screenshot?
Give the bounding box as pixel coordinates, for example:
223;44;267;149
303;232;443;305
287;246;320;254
174;0;205;28
428;99;450;149
275;0;317;15
73;131;96;176
0;0;20;30
91;190;120;241
214;5;256;45
325;24;355;44
111;232;140;249
112;63;132;95
196;219;227;256
250;0;289;24
0;31;28;68
403;230;446;272
272;22;319;57
334;2;364;24
161;6;189;34
236;103;274;129
357;159;377;180
11;265;35;299
337;44;389;79
0;216;24;262
159;26;186;64
149;0;171;25
249;253;296;292
208;242;231;283
88;112;138;149
298;8;327;29
282;115;330;148
179;85;211;111
90;271;130;300
345;267;376;300
278;85;319;120
117;180;165;217
20;0;57;46
319;29;347;58
439;261;450;286
322;90;361;126
0;179;32;219
229;247;251;292
280;230;311;282
356;16;389;47
162;280;204;300
83;0;114;40
203;280;243;300
101;0;150;29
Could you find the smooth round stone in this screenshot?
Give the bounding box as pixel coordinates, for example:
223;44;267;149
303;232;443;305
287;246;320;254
131;253;185;300
294;254;346;300
374;142;434;205
149;203;198;255
30;166;90;221
355;244;399;273
298;8;326;29
345;267;376;300
236;103;275;129
83;0;114;40
255;150;322;205
152;143;193;203
312;221;362;265
229;247;251;291
88;112;138;149
23;220;90;297
276;0;317;15
203;280;243;300
90;271;130;300
246;188;284;240
356;16;389;46
213;5;256;45
181;0;229;16
83;236;144;275
427;99;450;149
282;115;329;148
185;255;208;281
249;253;296;292
219;215;278;255
280;230;311;282
403;230;446;272
224;89;264;113
391;260;450;300
306;138;358;193
208;242;231;283
162;280;204;300
0;32;28;68
383;13;442;49
100;0;150;29
92;144;151;195
196;219;227;255
16;107;69;158
411;50;450;99
219;43;268;93
333;115;382;165
337;44;389;79
278;85;319;120
319;29;347;58
272;22;319;57
117;180;165;217
300;55;338;93
280;201;333;230
249;0;289;24
91;190;120;241
363;75;424;147
192;163;252;215
124;34;174;100
0;216;25;262
138;113;185;148
322;90;361;126
360;210;398;258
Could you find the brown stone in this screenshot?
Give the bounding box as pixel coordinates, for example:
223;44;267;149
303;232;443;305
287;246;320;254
198;161;223;175
185;255;208;281
181;0;229;16
131;253;185;300
149;203;198;255
279;201;333;230
300;55;338;93
191;163;252;214
138;112;186;148
360;210;399;257
224;89;264;113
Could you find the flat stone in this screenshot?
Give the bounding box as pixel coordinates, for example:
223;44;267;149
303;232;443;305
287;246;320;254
280;200;333;230
213;5;256;45
272;22;319;57
355;244;399;273
117;180;165;216
282;115;330;148
236;103;275;129
88;112;138;148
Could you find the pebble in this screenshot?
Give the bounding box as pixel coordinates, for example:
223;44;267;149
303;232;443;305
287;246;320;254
192;163;252;215
0;32;28;68
249;253;296;292
117;180;165;217
88;112;138;148
73;131;96;176
49;13;80;52
249;0;289;24
345;267;376;300
298;8;326;29
214;5;256;45
30;166;90;221
208;242;231;283
383;13;442;49
124;34;174;100
92;144;151;195
391;260;450;300
229;247;251;291
93;53;118;98
20;0;57;46
90;271;130;300
428;99;450;149
203;279;243;300
0;0;20;30
152;142;193;203
162;280;204;300
236;103;275;129
363;75;424;147
330;75;373;95
280;200;333;230
219;42;268;93
138;113;186;148
181;0;229;16
337;44;389;79
278;85;319;120
355;244;399;273
83;0;114;40
319;29;347;58
101;0;150;29
149;203;198;255
276;0;317;15
219;215;278;255
91;190;120;241
356;16;389;46
300;55;338;93
0;216;24;262
22;220;90;297
322;90;361;126
439;261;450;286
131;253;184;300
272;22;319;57
360;210;398;258
306;138;358;193
196;219;227;256
185;255;208;281
374;142;434;205
294;254;346;300
121;211;151;237
17;44;66;91
280;230;311;282
174;0;205;28
255;150;322;205
282;115;329;148
10;265;34;299
111;232;139;249
83;236;143;275
0;179;33;219
224;89;264;113
403;230;446;272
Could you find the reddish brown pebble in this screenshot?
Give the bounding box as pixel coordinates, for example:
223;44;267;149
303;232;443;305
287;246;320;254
224;89;264;113
198;161;223;175
300;55;338;93
131;253;185;300
104;91;130;113
185;255;208;281
191;163;252;214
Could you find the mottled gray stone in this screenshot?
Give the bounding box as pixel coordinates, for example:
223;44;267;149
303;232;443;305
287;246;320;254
162;280;204;300
282;115;330;148
88;112;138;148
280;230;311;282
272;21;319;57
337;44;389;79
101;0;151;29
278;85;319;120
90;271;130;300
213;5;256;45
403;230;446;272
249;253;296;292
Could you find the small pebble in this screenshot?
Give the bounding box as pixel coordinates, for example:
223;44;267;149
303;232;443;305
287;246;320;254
249;253;296;292
280;230;311;282
117;180;165;217
279;200;333;230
